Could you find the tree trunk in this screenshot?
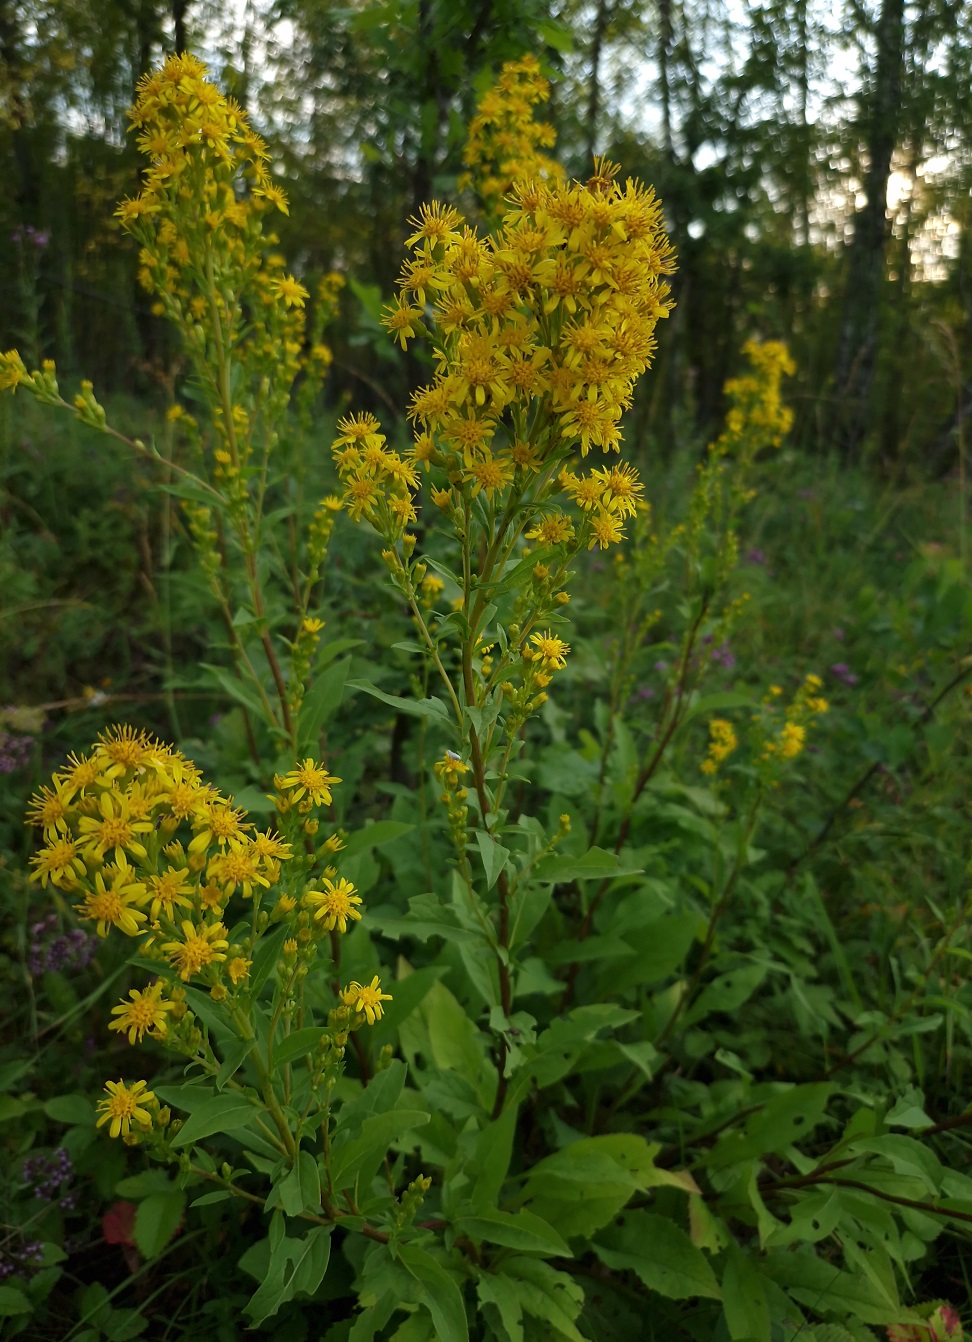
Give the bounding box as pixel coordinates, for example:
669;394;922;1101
832;0;905;457
585;0;612;164
172;0;189;53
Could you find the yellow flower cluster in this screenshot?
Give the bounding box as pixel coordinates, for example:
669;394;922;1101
459;55;563;217
116;54;330;469
758;674;828;768
334;159;674;552
701;718;739;776
715;339;796;461
26;728;294;993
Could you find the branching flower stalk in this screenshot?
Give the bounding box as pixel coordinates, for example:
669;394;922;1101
333;146;676;1102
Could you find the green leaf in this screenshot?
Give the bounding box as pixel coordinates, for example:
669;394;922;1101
455;1209;571;1257
44;1093;97;1126
201;663;272;725
722;1244;770;1340
523;1134;660;1240
467;1103;519;1211
476;831;511;889
501;1258;585;1340
764;1250;919;1325
885;1087;932;1129
297;657;350;747
191;1190;232;1207
423;979;494;1102
216;1037;254;1090
245;1226;332;1326
523;1005;639;1090
370;966;447;1049
706;1084;836;1168
115;1170;173;1198
0;1285;31;1317
397;1244;469;1342
347;680;452;723
681;690;755;727
330;1110;430;1192
848;1134;943;1190
340;820;415;857
133;1190;186;1258
534;846;643;883
593;1210;721;1301
476;1272;523;1342
271;1026;327;1071
249;923;289;997
545;935;633;966
272;1149;323;1217
170;1094;260;1148
685;963;768;1025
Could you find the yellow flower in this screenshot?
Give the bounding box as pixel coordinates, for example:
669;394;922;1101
278;759;340;807
529;631;570;671
56;751;101;799
305;877;363;933
76;789;152;864
94;724;154;778
162;920;229;981
145;866;195;921
109;981;173;1044
703;718;738;775
778;722;805;759
25;782;73;837
96;1079;155;1139
29;836;86;889
228;956;252;985
189;797;248;852
341;975;393;1025
207;837;271;900
78;862;148;938
272;275;309;308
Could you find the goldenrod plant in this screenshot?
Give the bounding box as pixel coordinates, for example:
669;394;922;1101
1;54;345;756
6;54;972;1341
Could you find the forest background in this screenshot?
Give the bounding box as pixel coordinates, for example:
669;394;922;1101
2;0;970;464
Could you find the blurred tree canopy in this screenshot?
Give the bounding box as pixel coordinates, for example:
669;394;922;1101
1;0;970;468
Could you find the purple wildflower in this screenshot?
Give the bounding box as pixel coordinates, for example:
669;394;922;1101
28;914;97;977
829;662;858;687
0;731;33;772
22;1148;74;1203
710;640;736;670
746;547;767;566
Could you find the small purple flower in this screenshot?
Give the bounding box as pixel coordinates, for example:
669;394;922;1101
829;661;858;687
0;1238;45;1281
0;731;33;772
746;547;767;566
653;660;669;674
635;685;655;701
710;640;736;670
22;1148;74;1203
833;627;845;642
28;915;97;977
